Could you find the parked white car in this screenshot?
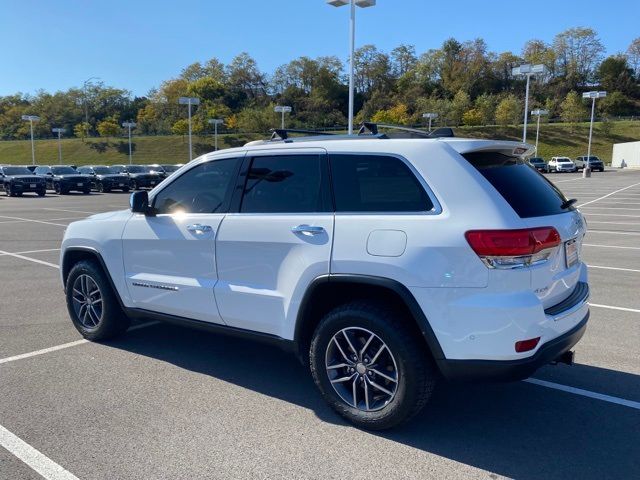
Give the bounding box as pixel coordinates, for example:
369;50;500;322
549;156;577;172
60;129;589;430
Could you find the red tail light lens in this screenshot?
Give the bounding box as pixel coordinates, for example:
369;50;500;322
465;227;561;257
515;337;541;353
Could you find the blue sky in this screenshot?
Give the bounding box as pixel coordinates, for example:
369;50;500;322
1;0;638;97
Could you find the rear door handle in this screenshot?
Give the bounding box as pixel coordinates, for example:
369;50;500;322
291;224;325;236
187;224;213;234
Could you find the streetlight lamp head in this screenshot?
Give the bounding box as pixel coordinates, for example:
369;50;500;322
52;128;66;133
583;91;607;99
122;122;137;128
21;115;40;121
274;106;292;113
531;64;547;74
422;113;438;119
208;119;224;125
327;0;376;6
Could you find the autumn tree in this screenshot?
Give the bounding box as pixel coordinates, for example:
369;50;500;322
495;95;521;126
96;116;119;139
560;91;587;127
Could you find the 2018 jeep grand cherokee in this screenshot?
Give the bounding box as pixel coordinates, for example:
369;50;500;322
60;133;589;430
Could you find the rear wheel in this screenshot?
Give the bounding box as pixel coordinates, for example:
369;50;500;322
65;260;130;341
97;182;105;193
310;301;437;430
6;184;13;196
54;183;61;194
131;180;139;190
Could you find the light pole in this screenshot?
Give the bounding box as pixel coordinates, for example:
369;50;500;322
21;115;40;165
122;121;136;165
327;0;376;135
582;91;607;177
422;112;438;132
52;128;66;163
208;119;224;151
530;109;548;156
274;105;292;129
511;64;546;143
82;77;100;126
178;97;200;162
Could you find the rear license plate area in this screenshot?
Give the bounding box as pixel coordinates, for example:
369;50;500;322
565;239;579;268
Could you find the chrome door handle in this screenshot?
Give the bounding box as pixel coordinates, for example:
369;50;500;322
291;224;325;236
187;224;213;234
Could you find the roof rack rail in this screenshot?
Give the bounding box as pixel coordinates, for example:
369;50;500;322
365;123;454;138
269;128;336;141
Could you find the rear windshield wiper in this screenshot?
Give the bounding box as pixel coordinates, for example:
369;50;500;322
561;198;577;210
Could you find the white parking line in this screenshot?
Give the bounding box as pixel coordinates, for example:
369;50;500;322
0;248;60;257
553;178;584;183
0;217;83;225
0;215;67;227
581;213;640;218
524;379;640;410
43;208;97;215
588;264;640;273
583;243;640;250
581;207;640;211
590;303;640;313
0;249;59;269
577;182;640;208
586;220;640;226
0;424;79;480
0;321;159;366
587;230;640;236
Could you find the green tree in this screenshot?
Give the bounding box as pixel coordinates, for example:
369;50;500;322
474;94;497;125
96;116;119;139
73;122;90;141
462;108;483;126
371;104;410;125
495;95;521;126
450;90;471;125
172;119;189;137
560;91;588;127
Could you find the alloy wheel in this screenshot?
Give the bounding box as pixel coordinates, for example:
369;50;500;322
71;274;103;329
325;327;399;412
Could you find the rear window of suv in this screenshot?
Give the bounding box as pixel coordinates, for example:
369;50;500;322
463;152;572;218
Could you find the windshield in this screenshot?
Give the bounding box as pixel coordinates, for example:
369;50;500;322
52;167;77;175
92;167;111;174
588;156;601;161
126;165;150;173
557;159;572;163
162;165;179;172
3;167;32;175
529;158;543;163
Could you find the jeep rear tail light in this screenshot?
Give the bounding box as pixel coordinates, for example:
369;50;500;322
465;227;560;269
515;337;541;353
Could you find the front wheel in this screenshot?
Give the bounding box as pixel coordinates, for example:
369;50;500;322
131;180;138;190
65;260;131;341
310;301;437;430
6;184;13;196
37;188;45;197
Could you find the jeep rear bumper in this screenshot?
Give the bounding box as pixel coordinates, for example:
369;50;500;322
436;311;588;382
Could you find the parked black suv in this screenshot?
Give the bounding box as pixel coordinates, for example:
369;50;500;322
575;156;604;172
111;165;162;190
76;166;131;193
0;166;46;196
528;157;549;173
34;165;92;194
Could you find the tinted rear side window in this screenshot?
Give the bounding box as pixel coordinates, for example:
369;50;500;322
330;154;433;212
464;152;571;218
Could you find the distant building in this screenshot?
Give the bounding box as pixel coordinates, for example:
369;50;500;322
612;141;640;168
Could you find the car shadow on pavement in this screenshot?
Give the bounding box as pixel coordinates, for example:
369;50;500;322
107;322;640;480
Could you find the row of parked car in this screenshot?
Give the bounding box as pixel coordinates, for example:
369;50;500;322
0;164;183;196
528;155;605;173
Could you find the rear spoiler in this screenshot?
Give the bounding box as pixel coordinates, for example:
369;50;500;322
444;140;535;158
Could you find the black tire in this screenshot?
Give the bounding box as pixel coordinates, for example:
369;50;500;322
122;187;130;193
65;260;131;341
310;300;437;430
6;184;12;197
97;182;105;193
54;183;61;194
131;180;139;191
37;188;45;197
83;187;91;195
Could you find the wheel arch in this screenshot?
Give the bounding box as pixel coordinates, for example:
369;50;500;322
294;274;445;367
61;247;126;310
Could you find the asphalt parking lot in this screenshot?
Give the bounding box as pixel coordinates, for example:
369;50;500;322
1;170;639;480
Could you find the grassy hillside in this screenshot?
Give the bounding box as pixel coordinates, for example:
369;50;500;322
0;121;638;166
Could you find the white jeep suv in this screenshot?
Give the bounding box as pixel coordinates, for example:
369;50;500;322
60;130;589;430
549;156;577;173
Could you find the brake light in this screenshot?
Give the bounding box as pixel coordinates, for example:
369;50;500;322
465;227;560;269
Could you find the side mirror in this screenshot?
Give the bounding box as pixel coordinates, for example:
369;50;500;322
130;190;151;214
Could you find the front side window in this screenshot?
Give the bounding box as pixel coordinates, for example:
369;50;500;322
152;158;240;215
240;155;327;213
330;154;433;212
